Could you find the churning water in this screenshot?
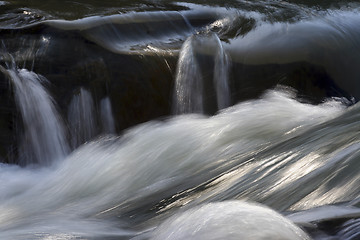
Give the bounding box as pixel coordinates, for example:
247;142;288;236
1;0;360;239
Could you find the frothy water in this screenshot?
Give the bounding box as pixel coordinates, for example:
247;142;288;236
6;68;69;165
151;201;310;240
1;1;360;239
0;90;347;239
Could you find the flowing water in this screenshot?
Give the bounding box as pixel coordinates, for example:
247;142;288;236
100;97;116;134
68;88;97;149
3;67;69;166
172;35;204;114
213;33;231;110
1;0;360;239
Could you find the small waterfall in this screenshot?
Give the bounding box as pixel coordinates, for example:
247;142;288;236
68;88;97;148
172;33;231;114
7;68;69;166
173;35;204;114
213;34;231;110
100;97;116;134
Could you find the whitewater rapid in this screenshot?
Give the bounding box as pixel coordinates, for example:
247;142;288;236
2;2;360;239
0;90;347;239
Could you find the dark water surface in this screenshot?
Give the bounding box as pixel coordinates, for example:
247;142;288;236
1;0;360;239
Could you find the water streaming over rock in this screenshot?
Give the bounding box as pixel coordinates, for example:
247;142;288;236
100;97;116;134
67;88;97;148
151;201;310;240
172;35;204;114
173;33;231;114
6;68;69;166
1;1;360;239
0;90;348;240
213;33;231;110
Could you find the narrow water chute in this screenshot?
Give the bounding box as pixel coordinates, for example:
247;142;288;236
213;33;231;110
7;68;69;165
173;35;204;114
100;97;116;134
68;88;97;148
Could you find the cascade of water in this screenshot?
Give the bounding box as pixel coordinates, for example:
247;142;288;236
172;33;231;114
151;201;310;240
100;97;116;134
68;88;97;148
6;68;69;166
173;35;204;114
213;34;231;110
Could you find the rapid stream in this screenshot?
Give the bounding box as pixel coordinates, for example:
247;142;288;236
1;1;360;239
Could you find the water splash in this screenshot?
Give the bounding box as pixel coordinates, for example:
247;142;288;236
6;68;69;166
100;97;116;134
68;88;97;148
173;35;204;114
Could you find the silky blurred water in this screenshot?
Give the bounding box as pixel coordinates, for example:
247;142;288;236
1;1;360;239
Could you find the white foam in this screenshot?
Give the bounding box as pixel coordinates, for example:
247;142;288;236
0;90;345;238
151;201;310;240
